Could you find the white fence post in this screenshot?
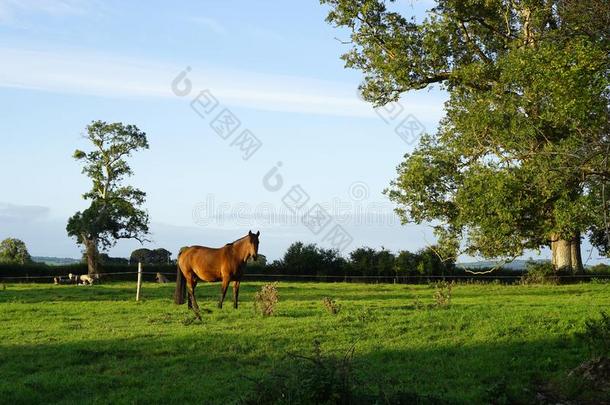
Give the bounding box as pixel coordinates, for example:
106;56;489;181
136;262;143;301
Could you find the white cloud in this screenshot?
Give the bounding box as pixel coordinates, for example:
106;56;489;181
0;202;50;222
0;46;446;120
0;0;89;23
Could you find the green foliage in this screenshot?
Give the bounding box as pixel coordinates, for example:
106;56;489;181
98;254;129;265
414;246;454;276
248;253;267;267
520;261;558;285
269;242;456;279
348;246;395;277
273;242;346;276
322;0;610;265
0;238;32;265
588;263;610;275
129;248;172;265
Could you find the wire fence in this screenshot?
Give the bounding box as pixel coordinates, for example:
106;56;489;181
1;271;609;283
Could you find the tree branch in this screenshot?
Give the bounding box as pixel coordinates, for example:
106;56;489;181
459;21;493;64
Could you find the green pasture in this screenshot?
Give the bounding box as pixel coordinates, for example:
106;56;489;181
0;281;608;404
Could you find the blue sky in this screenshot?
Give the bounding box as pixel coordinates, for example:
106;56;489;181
0;1;606;264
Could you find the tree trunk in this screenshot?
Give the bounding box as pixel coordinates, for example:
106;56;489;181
83;236;99;276
550;233;583;273
570;233;584;274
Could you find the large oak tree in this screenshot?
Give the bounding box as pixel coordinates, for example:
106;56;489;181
322;0;610;271
67;121;150;275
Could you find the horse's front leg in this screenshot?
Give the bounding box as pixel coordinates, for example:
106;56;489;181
218;278;230;309
233;280;240;309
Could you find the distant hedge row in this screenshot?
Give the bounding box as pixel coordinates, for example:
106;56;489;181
0;263;177;282
2;263;609;284
1;256;609;284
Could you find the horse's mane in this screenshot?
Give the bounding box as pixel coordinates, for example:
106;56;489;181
225;234;248;246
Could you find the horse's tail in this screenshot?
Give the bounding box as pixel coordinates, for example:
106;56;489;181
174;247;188;305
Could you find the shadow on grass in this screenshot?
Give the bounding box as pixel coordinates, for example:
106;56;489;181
0;330;599;404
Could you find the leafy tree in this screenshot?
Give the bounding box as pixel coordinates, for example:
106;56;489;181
322;0;610;272
247;253;267;272
376;248;396;277
415;246;454;276
130;248;172;264
348;247;396;277
348;247;378;276
251;253;267;267
0;238;32;265
130;248;152;264
67;121;150;275
278;242;346;276
99;254;129;265
394;250;419;276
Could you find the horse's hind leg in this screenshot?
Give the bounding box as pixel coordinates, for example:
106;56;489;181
233;280;240;309
187;279;197;309
186;275;202;320
218;278;230;309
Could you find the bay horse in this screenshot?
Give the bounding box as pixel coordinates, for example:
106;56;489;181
174;231;260;319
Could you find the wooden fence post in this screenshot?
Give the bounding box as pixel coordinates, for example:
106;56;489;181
136;262;143;301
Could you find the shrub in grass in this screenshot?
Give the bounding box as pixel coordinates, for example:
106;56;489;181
520;262;558;285
433;281;453;308
240;340;441;404
412;297;426;310
240;340;355;404
322;296;341;315
253;282;279;316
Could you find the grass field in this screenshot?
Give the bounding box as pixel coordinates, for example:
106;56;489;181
1;281;609;404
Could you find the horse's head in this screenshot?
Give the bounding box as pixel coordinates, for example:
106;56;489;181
247;230;260;261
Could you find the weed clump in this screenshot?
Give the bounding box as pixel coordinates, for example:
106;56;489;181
253;282;279;316
412;297;426;310
322;296;341;315
433;280;453;308
240;340;441;404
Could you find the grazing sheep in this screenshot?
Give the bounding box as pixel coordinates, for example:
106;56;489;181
79;274;95;285
155;272;169;283
67;273;97;285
